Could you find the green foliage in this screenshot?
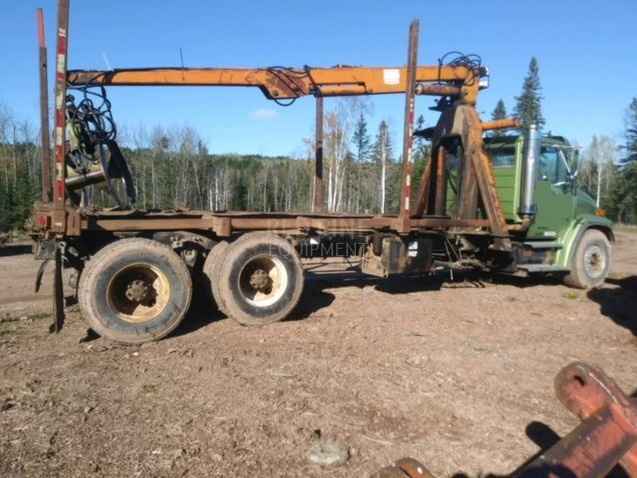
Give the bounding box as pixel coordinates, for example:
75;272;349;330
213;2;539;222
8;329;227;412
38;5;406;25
606;98;637;223
490;99;508;137
623;97;637;164
413;114;429;163
492;99;507;121
370;120;394;213
606;162;637;223
0;143;38;231
411;115;431;206
514;57;545;129
352;113;371;163
587;99;637;224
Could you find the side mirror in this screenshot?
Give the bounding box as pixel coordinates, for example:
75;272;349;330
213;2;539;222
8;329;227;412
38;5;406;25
558;149;577;182
568;149;580;179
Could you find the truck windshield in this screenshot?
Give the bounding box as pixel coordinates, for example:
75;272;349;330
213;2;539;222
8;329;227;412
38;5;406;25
488;146;516;168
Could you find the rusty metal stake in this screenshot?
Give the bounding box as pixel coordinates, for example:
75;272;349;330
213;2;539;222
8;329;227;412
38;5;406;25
398;19;419;232
313;95;324;213
37;8;52;204
51;245;65;333
52;0;70;233
433;146;447;216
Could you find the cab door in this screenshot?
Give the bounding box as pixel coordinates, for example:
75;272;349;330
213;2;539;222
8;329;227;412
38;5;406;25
527;145;576;239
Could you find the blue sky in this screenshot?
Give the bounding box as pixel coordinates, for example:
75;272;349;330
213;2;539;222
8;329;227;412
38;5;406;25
2;0;636;156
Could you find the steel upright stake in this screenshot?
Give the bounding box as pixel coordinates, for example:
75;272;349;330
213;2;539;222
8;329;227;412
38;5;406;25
37;8;52;204
52;0;70;233
398;20;419;232
313;95;325;213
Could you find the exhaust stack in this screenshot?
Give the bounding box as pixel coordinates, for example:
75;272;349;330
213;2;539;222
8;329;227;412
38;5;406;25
520;124;540;218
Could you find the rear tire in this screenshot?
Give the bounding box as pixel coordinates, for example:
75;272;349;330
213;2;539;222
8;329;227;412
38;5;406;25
218;232;304;326
78;238;192;344
564;229;611;289
203;241;230;314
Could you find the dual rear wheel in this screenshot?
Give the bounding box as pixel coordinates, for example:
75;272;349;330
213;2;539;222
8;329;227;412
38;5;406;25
204;233;304;326
78;233;304;343
78;238;192;344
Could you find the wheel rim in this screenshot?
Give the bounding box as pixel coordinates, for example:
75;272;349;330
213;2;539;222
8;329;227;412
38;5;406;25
238;255;288;308
583;245;606;280
106;263;171;323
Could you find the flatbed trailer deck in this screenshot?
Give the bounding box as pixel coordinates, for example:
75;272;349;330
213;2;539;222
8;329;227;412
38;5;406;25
35;207;491;237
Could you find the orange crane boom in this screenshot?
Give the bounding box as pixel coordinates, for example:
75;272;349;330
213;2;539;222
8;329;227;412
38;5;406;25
67;64;486;104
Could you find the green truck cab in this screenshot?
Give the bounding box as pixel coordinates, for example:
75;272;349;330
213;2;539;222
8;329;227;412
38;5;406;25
485;131;614;289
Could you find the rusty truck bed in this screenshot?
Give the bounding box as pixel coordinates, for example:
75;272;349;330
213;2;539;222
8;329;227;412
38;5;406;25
33;206;491;238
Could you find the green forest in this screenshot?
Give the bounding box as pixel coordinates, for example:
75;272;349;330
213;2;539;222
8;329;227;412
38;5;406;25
1;58;637;232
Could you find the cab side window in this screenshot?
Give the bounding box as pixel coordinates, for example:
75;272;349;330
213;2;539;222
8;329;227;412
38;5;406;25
538;147;570;184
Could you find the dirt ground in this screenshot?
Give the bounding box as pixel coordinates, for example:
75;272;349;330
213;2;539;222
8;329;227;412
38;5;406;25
1;231;636;478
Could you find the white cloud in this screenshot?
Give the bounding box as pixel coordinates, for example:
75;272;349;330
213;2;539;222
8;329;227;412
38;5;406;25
249;108;278;120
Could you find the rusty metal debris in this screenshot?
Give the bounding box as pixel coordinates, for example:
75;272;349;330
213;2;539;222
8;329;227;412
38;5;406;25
373;458;437;478
373;362;637;478
551;362;637;477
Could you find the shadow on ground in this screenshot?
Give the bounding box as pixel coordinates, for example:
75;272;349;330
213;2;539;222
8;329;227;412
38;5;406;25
588;276;637;336
0;244;32;257
305;270;444;293
447;421;628;478
170;268;571;338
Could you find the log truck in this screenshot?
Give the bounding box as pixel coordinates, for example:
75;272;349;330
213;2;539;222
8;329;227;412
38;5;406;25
31;0;613;344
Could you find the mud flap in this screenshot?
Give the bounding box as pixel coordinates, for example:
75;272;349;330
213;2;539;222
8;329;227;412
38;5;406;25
50;247;65;333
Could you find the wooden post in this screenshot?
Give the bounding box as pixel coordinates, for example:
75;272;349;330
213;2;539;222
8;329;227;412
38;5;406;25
398;20;419;232
313;95;324;213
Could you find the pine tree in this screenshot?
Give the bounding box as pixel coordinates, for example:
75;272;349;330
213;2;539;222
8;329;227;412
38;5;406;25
610;97;637;223
412;114;431;211
514;57;545;129
352;113;371;163
492;99;507;121
413;114;428;163
622;97;637;163
490;99;508;137
351;113;371;212
372;120;392;214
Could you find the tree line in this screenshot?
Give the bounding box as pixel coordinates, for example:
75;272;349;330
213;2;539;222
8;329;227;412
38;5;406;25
1;57;636;231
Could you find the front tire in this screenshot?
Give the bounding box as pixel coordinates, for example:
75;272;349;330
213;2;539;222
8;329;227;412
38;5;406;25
78;238;192;343
564;229;611;289
218;233;304;326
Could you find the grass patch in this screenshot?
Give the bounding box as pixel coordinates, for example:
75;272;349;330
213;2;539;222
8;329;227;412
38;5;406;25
563;291;579;300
